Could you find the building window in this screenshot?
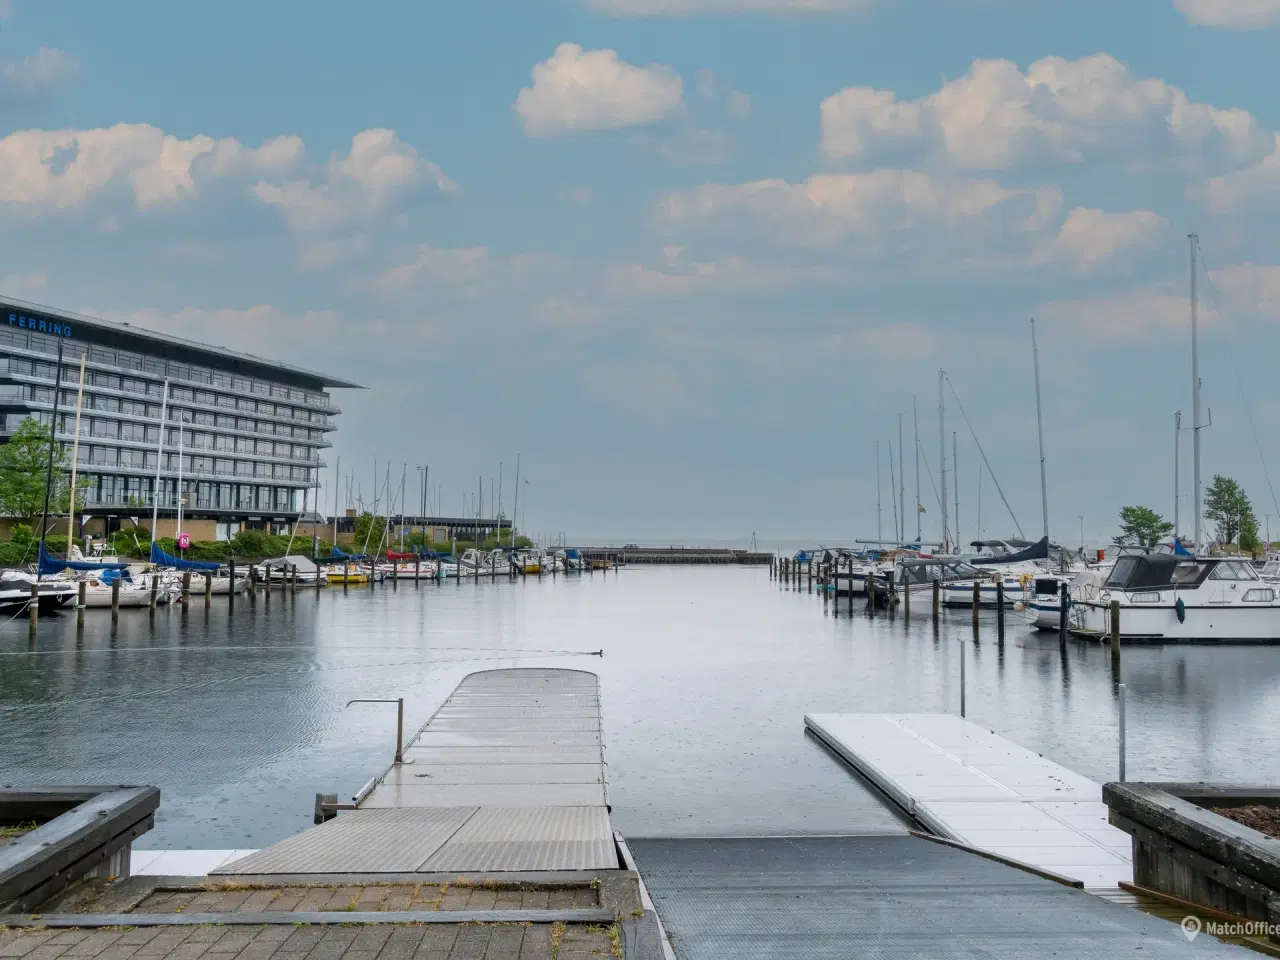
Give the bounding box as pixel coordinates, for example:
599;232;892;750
91;418;119;439
235;461;252;477
254;462;270;478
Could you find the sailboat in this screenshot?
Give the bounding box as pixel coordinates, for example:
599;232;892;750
1065;236;1280;641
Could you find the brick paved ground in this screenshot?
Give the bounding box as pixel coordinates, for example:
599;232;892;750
127;884;597;915
0;921;618;959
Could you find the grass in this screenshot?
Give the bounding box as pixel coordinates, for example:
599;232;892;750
550;920;565;960
0;822;38;845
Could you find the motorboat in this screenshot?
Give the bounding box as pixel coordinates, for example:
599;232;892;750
259;555;328;585
458;548;514;577
74;569;170;608
1068;553;1280;641
0;569;76;614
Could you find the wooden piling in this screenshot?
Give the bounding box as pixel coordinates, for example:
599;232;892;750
181;570;191;606
996;578;1005;641
315;558;322;595
344;561;350;593
204;572;212;609
807;559;812;594
110;576;120;626
290;564;298;596
392;562;398;590
903;576;910;621
1059;581;1069;649
28;582;38;635
228;559;236;610
972;580;981;631
415;557;420;587
932;579;940;624
1110;599;1121;670
76;581;85;630
264;566;271;605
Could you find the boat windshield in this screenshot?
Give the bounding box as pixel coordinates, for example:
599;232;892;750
1105;555;1210;590
1208;560;1260;581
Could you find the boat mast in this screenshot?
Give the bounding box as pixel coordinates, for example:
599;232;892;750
913;396;921;541
150;380;169;550
512;453;521;546
876;440;882;545
1190;233;1202;550
333;455;340;547
65;354;86;559
176;408;185;548
938;369;948;551
1173;412;1181;540
36;341;65;580
897;413;905;542
953;431;959;546
1031;318;1049;544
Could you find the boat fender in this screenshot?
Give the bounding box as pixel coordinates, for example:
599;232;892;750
1175;597;1186;623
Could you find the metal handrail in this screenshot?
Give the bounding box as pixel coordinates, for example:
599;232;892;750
346;698;405;763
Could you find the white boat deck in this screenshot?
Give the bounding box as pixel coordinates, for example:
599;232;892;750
804;713;1132;890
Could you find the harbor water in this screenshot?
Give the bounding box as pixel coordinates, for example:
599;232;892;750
2;566;1278;849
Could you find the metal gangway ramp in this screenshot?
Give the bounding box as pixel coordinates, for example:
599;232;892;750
218;669;619;875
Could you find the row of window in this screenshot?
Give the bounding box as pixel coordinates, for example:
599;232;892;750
0;327;336;410
74;444;315;481
61;416;319;461
83;474;299;512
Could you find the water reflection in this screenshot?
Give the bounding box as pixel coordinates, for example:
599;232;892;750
2;567;1278;849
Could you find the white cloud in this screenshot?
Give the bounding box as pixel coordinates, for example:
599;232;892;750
590;0;873;14
0;47;79;99
1037;288;1208;341
820;53;1270;171
372;245;567;300
253;129;455;231
1176;0;1280;28
1209;263;1280;319
728;90;752;117
1199;133;1280;211
514;43;683;137
606;256;840;296
658;170;1062;249
297;233;369;271
0;124;304;213
1048;208;1167;269
0;269;47;300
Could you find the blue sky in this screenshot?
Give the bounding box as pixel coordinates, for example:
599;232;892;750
1;0;1279;545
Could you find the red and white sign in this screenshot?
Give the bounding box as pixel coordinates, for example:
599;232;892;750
177;532;191;550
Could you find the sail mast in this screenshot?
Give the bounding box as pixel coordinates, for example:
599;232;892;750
1190;233;1202;550
938;369;948;551
876;440;882;545
1032;318;1049;543
897;413;905;542
913;396;921;541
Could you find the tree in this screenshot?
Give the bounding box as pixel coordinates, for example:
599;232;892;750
0;417;71;526
1204;474;1257;548
1117;505;1174;549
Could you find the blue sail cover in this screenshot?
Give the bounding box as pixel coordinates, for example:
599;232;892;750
331;546;363;560
1173;537;1193;557
150;542;221;572
38;543;129;576
970;536;1050;565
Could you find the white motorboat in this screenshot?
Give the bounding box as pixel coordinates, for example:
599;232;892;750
259;555;328;585
75;572;168;608
457;549;513;577
1068;553;1280;641
0;570;76;614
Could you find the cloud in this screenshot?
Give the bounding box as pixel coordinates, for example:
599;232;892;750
372;245;568;302
590;0;873;14
253;129;455;231
1198;133;1280;211
0;124;303;213
1048;208;1167;269
514;43;683;137
1176;0;1280;28
0;269;47;299
820;53;1270;171
1209;263;1280;320
1036;288;1207;341
728;90;752;118
658;170;1062;250
605;256;841;296
297;233;369;270
0;47;80;100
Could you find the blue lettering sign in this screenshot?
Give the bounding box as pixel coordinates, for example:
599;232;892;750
36;319;45;332
5;312;72;337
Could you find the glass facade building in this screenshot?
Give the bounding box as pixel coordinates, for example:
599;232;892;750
0;299;359;537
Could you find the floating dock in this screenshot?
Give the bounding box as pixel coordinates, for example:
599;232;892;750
804;713;1132;890
218;669;618;875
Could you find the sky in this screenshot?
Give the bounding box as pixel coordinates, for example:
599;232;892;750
0;0;1278;545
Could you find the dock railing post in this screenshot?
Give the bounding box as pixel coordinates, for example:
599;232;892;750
932;579;940;624
1059;581;1069;649
972;580;980;632
396;697;404;763
959;639;966;718
1118;682;1127;781
76;581;85;630
1110;600;1121;672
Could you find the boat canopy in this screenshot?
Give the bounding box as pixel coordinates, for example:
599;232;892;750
386;550;419;561
263;555;320;573
150;542;220;572
897;557;983;585
1100;555;1260;590
970;536;1050;565
38;544;128;576
330;546;360;560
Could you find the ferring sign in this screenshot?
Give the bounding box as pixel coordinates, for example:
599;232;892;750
8;312;73;338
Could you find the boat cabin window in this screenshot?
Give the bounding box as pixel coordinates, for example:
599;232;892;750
1171;562;1212;586
1208;560;1259;581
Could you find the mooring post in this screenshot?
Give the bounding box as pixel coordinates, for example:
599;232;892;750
228;559;236;610
392;561;398;590
181;570;191;606
111;576;120;626
903;576;910;622
959;640;966;718
972;580;980;632
415;556;420;587
1059;581;1069;648
1110;599;1121;671
396;697;405;763
149;574;158;616
807;559;812;594
204;572;212;609
76;581;86;630
343;561;350;593
264;567;271;606
249;564;258;602
28;582;38;635
932;579;940;624
315;558;322;595
1118;682;1127;782
291;564;298;596
996;578;1005;641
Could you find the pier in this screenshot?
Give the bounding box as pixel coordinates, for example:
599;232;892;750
579;545;771;565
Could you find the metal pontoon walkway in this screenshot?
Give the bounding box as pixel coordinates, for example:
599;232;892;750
219;669;619;875
805;713;1132;890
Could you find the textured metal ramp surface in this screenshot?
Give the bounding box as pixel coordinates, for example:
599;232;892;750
420;807;616;872
805;713;1132;889
217;808;476;874
628;836;1249;960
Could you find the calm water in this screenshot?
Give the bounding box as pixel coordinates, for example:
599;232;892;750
2;566;1279;849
